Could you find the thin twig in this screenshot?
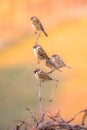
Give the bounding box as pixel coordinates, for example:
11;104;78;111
49;79;59;102
16;124;20;130
82;109;87;125
67;108;87;123
25;107;39;126
16;122;24;130
38;82;44;118
37;58;40;69
14;120;33;128
25;107;37;115
35;32;40;45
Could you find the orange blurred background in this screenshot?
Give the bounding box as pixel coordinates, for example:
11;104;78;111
0;0;87;129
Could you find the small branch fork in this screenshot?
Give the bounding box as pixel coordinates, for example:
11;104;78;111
14;108;87;130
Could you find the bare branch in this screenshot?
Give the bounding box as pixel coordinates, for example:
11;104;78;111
67;108;87;123
38;82;44;122
82;109;87;125
14;120;33;128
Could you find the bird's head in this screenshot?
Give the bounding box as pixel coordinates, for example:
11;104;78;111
34;69;41;74
31;16;37;20
52;54;59;59
33;44;41;49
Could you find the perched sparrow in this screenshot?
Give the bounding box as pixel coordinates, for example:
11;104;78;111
31;16;48;37
34;69;52;83
34;69;59;102
33;44;49;61
52;54;71;69
46;58;62;74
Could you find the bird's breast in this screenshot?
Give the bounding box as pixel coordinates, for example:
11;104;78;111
33;49;38;57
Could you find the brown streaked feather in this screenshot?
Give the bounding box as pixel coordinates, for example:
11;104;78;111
39;71;52;81
52;54;71;69
46;58;57;69
37;47;49;59
54;58;66;67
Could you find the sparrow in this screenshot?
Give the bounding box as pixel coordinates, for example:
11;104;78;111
52;54;71;69
33;44;49;61
34;69;59;102
31;16;48;37
46;58;62;74
34;69;53;83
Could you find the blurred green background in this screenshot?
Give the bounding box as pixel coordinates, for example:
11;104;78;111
0;0;87;129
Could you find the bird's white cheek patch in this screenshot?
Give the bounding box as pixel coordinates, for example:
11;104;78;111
35;73;39;80
34;49;37;57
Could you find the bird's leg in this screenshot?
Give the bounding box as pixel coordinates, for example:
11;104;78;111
49;79;59;102
38;81;44;122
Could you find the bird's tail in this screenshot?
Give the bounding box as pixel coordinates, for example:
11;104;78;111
43;30;48;37
66;65;71;69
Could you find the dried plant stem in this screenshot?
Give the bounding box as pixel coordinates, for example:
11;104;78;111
37;59;40;69
14;108;87;130
15;120;33;130
82;109;87;125
25;107;39;126
67;108;87;123
49;80;59;102
35;30;45;121
38;82;44;122
35;32;40;45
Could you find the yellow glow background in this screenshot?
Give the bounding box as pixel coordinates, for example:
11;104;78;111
0;0;87;129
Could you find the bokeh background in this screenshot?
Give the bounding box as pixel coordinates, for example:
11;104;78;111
0;0;87;129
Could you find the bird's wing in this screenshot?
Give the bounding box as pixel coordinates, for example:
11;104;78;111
35;18;44;30
39;71;52;80
56;57;65;66
38;47;48;59
46;59;57;69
